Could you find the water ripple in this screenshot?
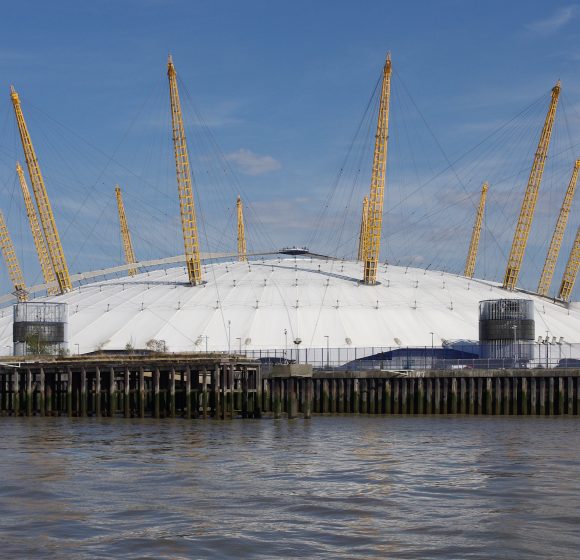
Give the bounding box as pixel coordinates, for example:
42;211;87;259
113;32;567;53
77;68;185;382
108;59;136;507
0;416;578;558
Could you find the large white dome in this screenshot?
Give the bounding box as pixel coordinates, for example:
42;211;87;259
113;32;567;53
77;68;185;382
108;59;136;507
0;257;579;355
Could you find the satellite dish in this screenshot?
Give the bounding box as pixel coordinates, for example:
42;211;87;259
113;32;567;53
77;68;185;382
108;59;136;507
345;337;352;345
294;338;302;345
244;338;252;346
394;337;402;346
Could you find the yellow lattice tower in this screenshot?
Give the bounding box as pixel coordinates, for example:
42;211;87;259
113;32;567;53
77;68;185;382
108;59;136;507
537;160;580;296
11;86;72;294
0;211;27;301
503;81;561;290
357;196;369;261
464;182;489;278
115;186;138;276
237;196;247;262
167;55;202;285
558;225;580;301
16;162;59;295
363;53;392;284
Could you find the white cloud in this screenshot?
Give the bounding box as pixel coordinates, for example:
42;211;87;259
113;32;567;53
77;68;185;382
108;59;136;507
225;148;281;176
526;6;577;34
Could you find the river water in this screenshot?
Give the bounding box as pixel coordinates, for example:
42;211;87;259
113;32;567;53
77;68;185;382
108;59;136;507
0;416;578;559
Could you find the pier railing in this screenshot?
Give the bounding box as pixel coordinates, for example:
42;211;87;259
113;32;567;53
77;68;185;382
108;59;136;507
242;342;580;371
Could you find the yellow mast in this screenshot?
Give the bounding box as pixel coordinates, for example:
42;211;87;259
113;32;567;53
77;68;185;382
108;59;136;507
16;162;59;295
0;211;27;301
537;159;580;296
115;186;138;276
237;195;247;262
357;196;369;261
503;81;561;290
558;226;580;302
167;55;202;285
363;53;392;284
10;86;72;294
464;182;489;278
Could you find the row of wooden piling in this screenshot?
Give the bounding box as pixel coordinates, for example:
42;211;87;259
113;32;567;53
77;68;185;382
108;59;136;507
0;357;261;418
3;359;580;419
262;372;580;416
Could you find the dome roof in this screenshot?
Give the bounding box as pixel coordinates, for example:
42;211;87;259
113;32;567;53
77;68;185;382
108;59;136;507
0;257;578;354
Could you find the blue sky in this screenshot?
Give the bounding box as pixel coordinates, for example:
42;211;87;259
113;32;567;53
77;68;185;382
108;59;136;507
1;0;580;298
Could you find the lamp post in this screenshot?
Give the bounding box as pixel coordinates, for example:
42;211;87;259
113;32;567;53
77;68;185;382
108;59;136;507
228;320;231;354
284;329;288;357
236;337;242;354
75;343;80;356
430;332;434;369
324;335;330;369
294;338;302;364
557;337;564;365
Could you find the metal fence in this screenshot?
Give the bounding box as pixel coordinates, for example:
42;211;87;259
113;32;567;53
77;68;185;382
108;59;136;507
240;342;580;371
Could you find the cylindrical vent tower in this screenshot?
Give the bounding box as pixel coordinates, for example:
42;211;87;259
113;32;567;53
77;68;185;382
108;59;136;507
479;299;534;363
13;302;68;356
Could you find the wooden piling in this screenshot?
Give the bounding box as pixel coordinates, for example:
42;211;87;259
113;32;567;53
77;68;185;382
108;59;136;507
400;379;407;415
426;379;432;414
434;378;441;414
287;378;297;419
139;367;146;418
273;378;282;419
512;378;519;415
304;378;313;419
337;379;345;413
168;368;176;418
521;377;528;415
530;378;537;415
539;377;546;416
26;369;33;417
442;378;449;414
67;367;73;417
567;377;574;415
495;377;502;415
80;367;87;417
95;366;101;417
450;378;458;414
39;368;45;417
416;379;423;415
392;379;400;414
468;378;475;415
484;378;492;415
241;367;249;419
408;379;415;414
213;364;221;419
459;377;467;414
548;377;555;415
13;370;19;415
109;367;116;417
124;367;130;418
476;378;483;415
